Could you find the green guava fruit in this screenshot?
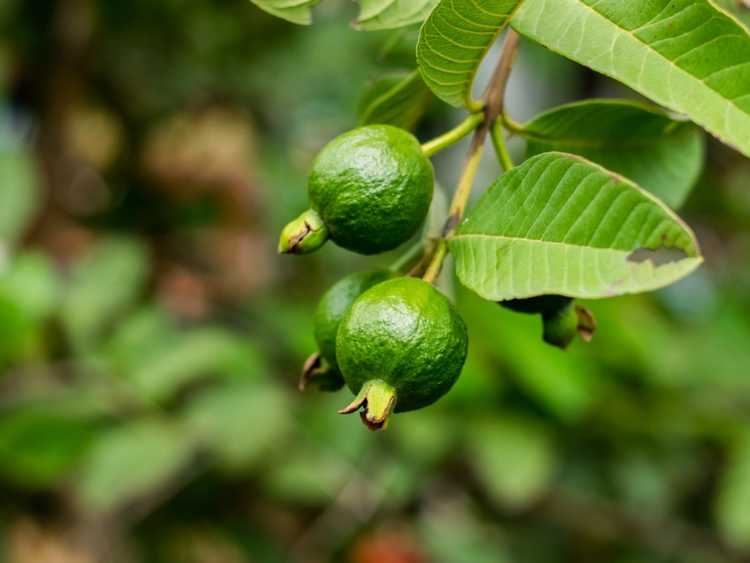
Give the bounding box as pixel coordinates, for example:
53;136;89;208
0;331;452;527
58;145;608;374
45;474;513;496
501;296;596;349
301;270;393;392
336;277;468;430
278;125;434;256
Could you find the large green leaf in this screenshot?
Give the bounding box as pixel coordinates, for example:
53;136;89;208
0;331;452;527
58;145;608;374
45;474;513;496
358;70;433;130
510;0;750;157
356;0;438;30
249;0;317;25
451;152;702;301
521;100;705;209
417;0;523;108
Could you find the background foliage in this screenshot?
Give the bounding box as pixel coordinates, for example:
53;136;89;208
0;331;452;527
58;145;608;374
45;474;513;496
2;1;750;562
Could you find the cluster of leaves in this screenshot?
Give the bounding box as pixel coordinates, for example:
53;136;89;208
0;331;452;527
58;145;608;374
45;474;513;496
254;0;750;339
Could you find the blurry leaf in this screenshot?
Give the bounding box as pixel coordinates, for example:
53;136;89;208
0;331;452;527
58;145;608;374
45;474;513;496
78;419;194;512
263;445;351;505
0;46;9;96
183;382;291;469
714;0;750;29
0;252;60;321
391;408;458;466
0;293;34;367
467;416;555;510
421;498;510;562
358;70;432;131
417;0;521;108
0;252;59;365
62;238;149;350
452;153;703;301
716;431;750;548
127;328;264;403
510;0;750;158
376;27;421;66
105;306;177;376
0;145;39;248
521;100;705;209
254;299;316;364
249;0;317;25
0;408;95;488
355;0;438;31
300;393;376;462
611;450;672;516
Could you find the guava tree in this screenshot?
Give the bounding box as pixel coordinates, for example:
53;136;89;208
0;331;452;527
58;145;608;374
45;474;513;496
257;0;750;429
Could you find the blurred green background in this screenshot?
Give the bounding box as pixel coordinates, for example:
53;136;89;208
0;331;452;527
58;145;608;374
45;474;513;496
2;1;750;562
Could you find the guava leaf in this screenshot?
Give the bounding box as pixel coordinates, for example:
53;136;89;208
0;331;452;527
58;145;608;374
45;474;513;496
451;152;702;301
356;0;438;31
417;0;524;108
521;99;705;209
249;0;317;25
358;70;433;130
510;0;750;157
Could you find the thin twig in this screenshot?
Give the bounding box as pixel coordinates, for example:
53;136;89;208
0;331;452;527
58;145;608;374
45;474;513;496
422;112;484;157
491;120;514;171
423;30;521;283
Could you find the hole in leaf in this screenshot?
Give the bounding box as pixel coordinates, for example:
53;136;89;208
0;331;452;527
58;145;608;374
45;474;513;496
627;247;688;267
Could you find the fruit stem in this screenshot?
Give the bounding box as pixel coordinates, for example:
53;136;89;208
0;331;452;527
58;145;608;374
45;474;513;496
278;208;328;255
422;30;521;284
389;240;426;274
338;380;397;431
422;239;448;284
501;112;524;135
490;120;514;172
421;113;484;157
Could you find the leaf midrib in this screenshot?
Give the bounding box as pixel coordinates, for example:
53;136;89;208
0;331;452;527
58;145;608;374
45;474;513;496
451;233;701;259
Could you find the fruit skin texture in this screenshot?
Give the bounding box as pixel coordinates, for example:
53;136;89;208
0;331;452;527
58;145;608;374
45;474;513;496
314;270;394;372
337;277;468;419
308;125;434;255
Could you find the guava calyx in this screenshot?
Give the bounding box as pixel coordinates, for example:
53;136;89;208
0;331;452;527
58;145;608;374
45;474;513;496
299;352;344;392
542;302;597;349
278;209;328;255
338;379;396;431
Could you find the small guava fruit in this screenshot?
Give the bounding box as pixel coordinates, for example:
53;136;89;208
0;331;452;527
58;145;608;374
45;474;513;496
336;277;468;430
278;125;434;256
301;270;394;392
501;296;596;349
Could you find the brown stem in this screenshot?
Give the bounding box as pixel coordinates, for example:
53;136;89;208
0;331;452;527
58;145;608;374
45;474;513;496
423;30;521;282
